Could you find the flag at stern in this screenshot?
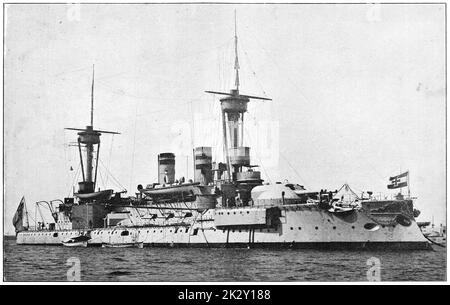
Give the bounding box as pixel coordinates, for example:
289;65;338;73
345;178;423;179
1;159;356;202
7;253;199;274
387;171;409;189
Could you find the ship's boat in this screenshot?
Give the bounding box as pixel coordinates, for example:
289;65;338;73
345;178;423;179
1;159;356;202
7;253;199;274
102;242;143;248
75;189;114;201
62;235;90;247
63;240;87;247
328;206;357;214
142;182;200;196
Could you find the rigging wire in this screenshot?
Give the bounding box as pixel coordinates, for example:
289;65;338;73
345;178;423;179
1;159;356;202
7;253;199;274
248;33;389;187
98;158;127;191
200;210;211;248
279;152;310;190
53;65;94;78
105;134;115;187
67;163;81;197
243;126;272;184
251;33;313;108
63;130;69;176
98;166;107;190
129;103;139;193
240;39;269;98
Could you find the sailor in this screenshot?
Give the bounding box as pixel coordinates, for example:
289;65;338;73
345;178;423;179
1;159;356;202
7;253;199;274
228;197;236;207
395;192;404;200
236;193;243;207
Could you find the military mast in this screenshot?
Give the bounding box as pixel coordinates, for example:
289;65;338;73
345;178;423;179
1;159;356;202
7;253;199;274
206;11;271;206
65;65;120;197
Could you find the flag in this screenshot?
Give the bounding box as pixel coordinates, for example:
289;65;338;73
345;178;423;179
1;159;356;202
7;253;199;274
13;196;28;233
387;171;408;189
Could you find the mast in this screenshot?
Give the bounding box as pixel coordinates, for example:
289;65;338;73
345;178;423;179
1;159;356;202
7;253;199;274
407;169;410;198
205;11;271;183
91;65;95;126
65;66;120;196
86;65;95;185
234;10;240;92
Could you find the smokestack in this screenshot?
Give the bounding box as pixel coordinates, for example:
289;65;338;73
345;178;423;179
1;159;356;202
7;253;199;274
158;153;175;185
194;147;213;185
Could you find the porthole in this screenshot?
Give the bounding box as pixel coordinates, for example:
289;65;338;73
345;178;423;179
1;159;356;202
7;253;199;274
290;227;293;230
315;227;318;230
298;227;301;230
333;226;336;230
352;226;355;229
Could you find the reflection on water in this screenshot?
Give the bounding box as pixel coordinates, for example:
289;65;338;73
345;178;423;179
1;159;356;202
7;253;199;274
3;240;446;282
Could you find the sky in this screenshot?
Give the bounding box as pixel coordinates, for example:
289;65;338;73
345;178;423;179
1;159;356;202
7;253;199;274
3;3;446;235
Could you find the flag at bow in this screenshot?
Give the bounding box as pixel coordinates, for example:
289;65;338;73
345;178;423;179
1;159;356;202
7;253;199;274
387;171;409;189
13;196;29;233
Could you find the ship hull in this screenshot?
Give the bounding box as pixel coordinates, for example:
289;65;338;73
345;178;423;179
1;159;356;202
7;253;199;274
16;204;432;250
15;241;431;250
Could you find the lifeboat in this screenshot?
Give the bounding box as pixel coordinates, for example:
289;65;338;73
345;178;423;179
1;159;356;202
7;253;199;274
101;242;143;248
62;235;90;247
75;189;114;201
142;182;201;197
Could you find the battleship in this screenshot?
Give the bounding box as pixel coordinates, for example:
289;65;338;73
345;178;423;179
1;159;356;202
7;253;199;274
13;14;431;250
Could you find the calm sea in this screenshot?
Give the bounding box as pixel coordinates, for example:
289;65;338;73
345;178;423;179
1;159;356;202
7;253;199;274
3;239;446;282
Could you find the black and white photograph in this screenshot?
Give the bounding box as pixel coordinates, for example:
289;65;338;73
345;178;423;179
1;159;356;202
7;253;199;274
1;1;447;285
